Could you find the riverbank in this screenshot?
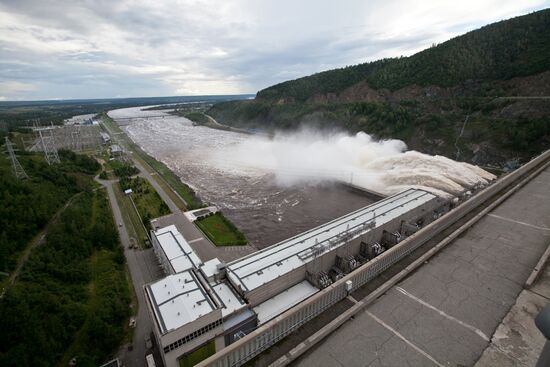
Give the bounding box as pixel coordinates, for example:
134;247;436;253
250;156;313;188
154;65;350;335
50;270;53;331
180;111;265;136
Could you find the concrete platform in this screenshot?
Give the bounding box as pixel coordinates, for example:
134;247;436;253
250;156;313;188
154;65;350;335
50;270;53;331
295;168;550;366
474;289;547;367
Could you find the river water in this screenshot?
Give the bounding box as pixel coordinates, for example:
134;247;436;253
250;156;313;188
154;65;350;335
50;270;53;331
108;107;375;248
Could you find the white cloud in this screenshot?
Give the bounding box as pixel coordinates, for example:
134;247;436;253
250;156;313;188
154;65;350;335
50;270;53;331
0;0;548;99
0;80;36;93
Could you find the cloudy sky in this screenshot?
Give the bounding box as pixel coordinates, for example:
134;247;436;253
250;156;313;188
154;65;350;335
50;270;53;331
0;0;548;101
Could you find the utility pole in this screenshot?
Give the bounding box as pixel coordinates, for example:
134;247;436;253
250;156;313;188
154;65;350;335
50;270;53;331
4;137;29;179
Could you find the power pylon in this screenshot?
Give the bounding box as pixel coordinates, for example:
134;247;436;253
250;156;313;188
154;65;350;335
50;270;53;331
71;128;81;152
4;137;29;179
38;124;60;165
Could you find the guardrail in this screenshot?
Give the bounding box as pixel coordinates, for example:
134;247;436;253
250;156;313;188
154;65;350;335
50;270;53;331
197;150;550;367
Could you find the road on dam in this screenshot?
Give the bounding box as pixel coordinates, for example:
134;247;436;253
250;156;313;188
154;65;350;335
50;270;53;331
294;161;550;366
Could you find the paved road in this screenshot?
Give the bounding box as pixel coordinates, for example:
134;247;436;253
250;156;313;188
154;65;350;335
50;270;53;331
96;177;164;367
475;268;550;367
296;166;550;366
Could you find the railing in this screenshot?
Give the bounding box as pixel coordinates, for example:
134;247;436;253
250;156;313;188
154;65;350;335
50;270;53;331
196;150;550;367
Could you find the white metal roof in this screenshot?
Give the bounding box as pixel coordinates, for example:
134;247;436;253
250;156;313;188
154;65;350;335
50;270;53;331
210;281;247;318
154;225;202;273
146;271;219;334
227;188;436;293
253;280;318;325
200;258;222;279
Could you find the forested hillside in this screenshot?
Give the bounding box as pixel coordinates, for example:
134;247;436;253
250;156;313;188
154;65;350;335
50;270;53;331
257;9;550;101
209;9;550;166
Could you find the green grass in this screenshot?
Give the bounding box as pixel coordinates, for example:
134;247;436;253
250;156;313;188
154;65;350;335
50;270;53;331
134;149;204;209
195;212;247;246
179;340;216;367
113;182;147;249
150;174;187;211
107;158;125;171
184;112;211;125
123;176;170;221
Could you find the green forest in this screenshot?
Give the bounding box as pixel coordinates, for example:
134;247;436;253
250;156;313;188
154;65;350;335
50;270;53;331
0;149;100;273
0;144;130;366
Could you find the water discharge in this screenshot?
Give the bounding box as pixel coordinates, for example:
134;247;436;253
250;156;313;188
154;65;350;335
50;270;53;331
208;129;495;198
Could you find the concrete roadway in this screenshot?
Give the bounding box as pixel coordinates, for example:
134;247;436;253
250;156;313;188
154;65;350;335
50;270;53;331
296;166;550;367
96;177;164;367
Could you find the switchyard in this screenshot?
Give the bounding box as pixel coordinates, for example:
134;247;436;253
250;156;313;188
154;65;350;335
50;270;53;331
144;188;450;367
29;123;102;156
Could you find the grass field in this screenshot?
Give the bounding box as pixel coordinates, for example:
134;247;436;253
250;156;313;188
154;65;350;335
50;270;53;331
195;212;247;246
113;182;147;249
123;176;170;222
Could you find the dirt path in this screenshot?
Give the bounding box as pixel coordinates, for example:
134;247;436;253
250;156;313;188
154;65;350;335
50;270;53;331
0;192;82;299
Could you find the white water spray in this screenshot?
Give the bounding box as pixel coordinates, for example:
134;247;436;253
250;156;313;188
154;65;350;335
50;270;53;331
208;129;495;198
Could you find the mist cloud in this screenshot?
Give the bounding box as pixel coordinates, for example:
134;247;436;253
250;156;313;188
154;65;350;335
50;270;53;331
208;129;495;197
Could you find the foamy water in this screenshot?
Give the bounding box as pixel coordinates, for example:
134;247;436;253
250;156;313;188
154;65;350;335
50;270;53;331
208;129;495;198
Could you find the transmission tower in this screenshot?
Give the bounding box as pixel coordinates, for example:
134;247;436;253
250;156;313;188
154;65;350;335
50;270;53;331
38;125;60;165
4;137;29;179
71;128;82;152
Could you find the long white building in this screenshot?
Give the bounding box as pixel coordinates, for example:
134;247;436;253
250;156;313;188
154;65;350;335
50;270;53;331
151;225;203;274
145;188;448;367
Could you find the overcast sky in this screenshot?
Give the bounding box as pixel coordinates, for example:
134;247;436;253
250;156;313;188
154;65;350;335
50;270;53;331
0;0;548;101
